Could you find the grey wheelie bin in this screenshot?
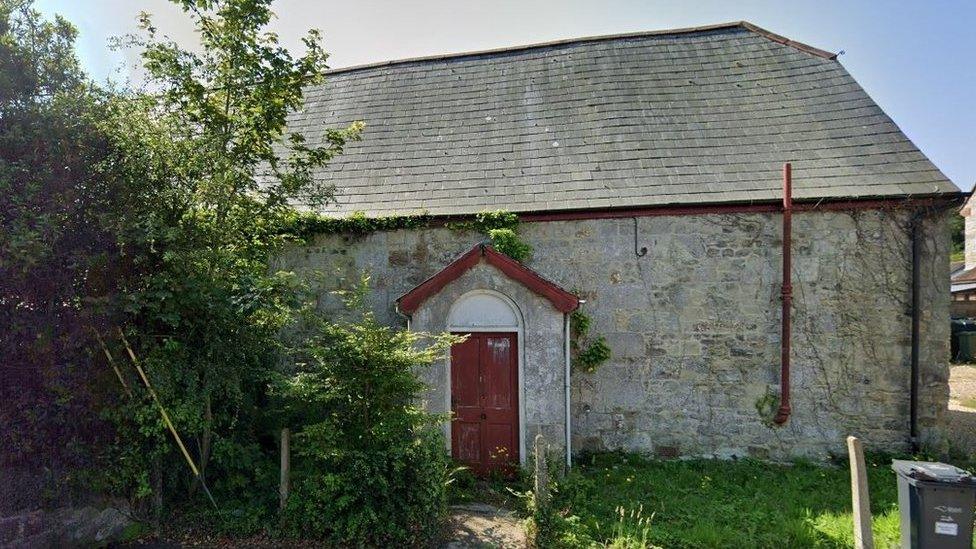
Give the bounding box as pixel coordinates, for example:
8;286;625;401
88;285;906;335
892;460;976;548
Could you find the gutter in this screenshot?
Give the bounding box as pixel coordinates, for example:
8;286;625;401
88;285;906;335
304;196;963;237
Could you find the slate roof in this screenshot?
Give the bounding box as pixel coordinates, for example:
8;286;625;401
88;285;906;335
289;21;959;217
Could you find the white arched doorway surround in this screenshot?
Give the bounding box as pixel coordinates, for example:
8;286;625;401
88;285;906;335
446;289;527;465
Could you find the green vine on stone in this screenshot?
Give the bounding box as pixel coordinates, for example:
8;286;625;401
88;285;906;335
571;310;611;373
754;388;780;428
283;210;533;264
281;210;433;242
448;210;532;262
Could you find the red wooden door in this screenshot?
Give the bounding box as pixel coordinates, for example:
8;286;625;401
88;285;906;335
450;332;519;473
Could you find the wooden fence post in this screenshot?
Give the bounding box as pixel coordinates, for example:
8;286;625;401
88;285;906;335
534;434;549;508
152;455;163;537
847;436;874;549
280;428;290;511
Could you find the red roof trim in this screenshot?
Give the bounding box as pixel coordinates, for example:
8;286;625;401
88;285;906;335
480;246;580;313
515;196;961;223
397;245;483;314
307;196;963;235
397;244;579;314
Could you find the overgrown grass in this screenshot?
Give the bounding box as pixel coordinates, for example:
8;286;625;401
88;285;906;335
448;462;531;509
542;452;908;548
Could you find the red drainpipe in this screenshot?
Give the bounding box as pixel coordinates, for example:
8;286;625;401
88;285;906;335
774;163;793;425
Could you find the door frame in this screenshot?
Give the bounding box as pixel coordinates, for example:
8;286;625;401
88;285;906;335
446;289;526;466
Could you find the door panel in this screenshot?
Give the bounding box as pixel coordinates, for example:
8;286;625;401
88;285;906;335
484;335;514;410
450;332;519;473
450;337;481;410
455;422;481;463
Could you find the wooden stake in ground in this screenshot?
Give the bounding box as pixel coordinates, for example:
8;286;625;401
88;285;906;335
117;328;218;511
534;434;549;508
93;330;132;397
280;428;290;511
847;436;874;549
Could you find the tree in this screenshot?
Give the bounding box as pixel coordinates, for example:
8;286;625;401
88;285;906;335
0;0;122;473
3;2;451;541
951;212;965;259
96;0;362;512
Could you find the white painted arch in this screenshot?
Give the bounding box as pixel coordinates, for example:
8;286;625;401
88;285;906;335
446;289;527;465
448;289;522;331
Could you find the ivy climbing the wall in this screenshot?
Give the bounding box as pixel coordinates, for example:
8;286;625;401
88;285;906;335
448;210;532;262
282;210;533;264
281;210;433;242
571;310;612;373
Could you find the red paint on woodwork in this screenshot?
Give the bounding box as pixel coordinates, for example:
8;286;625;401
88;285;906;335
397;244;579;314
450;333;519;474
515;196;958;223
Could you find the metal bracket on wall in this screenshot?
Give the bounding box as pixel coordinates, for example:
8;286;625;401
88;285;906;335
633;217;647;257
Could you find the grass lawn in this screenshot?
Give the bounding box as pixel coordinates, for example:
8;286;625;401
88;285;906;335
543;452;911;548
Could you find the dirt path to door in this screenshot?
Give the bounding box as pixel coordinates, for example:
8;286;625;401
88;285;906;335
440;503;526;548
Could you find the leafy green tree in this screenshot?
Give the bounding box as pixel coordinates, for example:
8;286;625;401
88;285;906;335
97;0;362;513
3;1;453;540
951;212;965;259
0;0;123;473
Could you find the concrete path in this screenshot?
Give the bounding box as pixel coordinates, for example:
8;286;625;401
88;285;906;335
440;503;526;548
948;365;976;454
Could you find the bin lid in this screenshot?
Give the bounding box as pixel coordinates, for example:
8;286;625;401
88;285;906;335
892;460;976;484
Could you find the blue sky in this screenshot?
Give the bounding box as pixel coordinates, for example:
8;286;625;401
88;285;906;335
37;0;976;190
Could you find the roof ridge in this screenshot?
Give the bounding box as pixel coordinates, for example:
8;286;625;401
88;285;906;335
739;22;837;61
324;21;837;76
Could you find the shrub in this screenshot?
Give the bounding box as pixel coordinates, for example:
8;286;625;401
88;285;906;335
487;228;532;262
276;299;457;546
283;427;449;545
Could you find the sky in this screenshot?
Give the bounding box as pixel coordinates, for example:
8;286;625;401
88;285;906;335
35;0;976;191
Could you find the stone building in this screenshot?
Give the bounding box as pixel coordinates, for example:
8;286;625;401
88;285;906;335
278;22;962;469
951;194;976;317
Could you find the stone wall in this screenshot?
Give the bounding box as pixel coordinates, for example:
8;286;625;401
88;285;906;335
276;206;951;459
